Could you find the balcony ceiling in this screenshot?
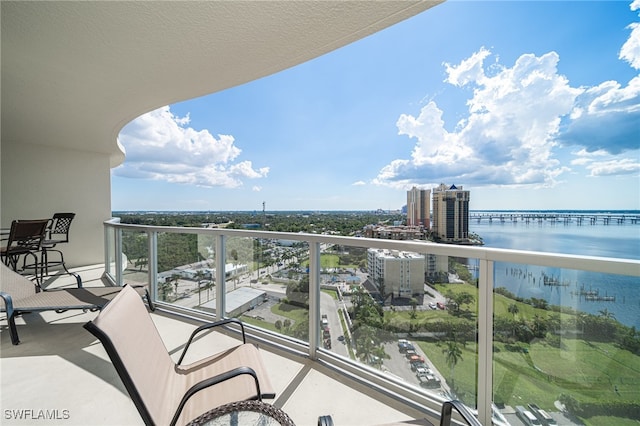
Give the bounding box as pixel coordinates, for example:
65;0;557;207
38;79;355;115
1;1;440;166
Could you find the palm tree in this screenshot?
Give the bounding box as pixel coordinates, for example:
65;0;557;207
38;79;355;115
355;325;377;364
410;298;418;319
194;270;205;306
230;249;239;289
159;280;173;302
204;279;214;301
171;273;181;300
532;314;548;337
598;308;616;321
443;341;463;391
508;303;519;318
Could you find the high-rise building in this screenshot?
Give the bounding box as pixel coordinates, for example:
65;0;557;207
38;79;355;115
406;186;430;228
367;248;425;299
432;183;470;242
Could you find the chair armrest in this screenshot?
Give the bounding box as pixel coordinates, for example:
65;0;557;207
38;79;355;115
169;365;261;426
177;318;247;365
439;400;482;426
0;291;15;316
0;291;19;345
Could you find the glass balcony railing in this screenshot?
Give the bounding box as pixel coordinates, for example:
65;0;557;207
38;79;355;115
104;218;640;425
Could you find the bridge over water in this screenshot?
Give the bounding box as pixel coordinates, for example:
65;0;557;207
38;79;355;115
470;212;640;225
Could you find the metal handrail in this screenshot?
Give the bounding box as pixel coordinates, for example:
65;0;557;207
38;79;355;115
103;218;640;425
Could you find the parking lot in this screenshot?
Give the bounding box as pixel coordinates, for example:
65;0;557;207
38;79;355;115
380;340;449;398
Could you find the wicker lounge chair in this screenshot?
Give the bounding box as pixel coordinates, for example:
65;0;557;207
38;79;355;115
0;262;153;345
83;284;275;426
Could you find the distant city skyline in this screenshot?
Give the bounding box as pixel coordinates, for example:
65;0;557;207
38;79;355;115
112;1;640;212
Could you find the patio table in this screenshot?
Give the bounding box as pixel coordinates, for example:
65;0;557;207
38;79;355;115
186;400;295;426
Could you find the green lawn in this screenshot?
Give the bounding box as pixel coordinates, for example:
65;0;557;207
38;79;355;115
301;253;359;270
271;302;308;324
241;302;308;335
301;254;340;268
323;288;339;300
418;332;640;425
412;283;640;424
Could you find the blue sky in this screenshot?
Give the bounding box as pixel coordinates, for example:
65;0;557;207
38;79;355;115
112;1;640;212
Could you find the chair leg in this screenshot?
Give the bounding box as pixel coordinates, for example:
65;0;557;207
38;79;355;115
42;248;82;287
8;314;20;345
5;254;19;272
20;251;43;290
0;295;20;345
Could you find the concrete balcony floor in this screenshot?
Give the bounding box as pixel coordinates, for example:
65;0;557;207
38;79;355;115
1;266;438;426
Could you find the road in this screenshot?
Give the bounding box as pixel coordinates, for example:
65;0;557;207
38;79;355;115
321;289;349;357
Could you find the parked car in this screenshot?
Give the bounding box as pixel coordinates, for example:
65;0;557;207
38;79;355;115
418;374;441;389
528;404;557;425
408;354;425;364
436;302;446;310
428;302;437;310
415;366;430;378
405;349;417;359
410;360;427;371
516;406;541;426
398;340;411;353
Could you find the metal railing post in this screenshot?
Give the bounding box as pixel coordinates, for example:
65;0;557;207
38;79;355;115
309;241;321;360
114;227;123;286
149;230;158;301
216;234;226;319
104;224;111;277
477;258;494;426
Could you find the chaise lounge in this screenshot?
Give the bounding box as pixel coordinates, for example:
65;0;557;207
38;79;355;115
0;262;153;345
84;284;275;425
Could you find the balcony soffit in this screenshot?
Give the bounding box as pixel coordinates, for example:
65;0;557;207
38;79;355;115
1;1;442;166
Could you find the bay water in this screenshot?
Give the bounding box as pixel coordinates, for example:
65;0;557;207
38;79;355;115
469;211;640;328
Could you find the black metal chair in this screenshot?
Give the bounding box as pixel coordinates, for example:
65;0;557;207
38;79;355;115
40;213;81;286
0;219;49;285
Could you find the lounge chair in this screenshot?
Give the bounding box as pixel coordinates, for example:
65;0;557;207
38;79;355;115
0;262;153;345
83;284;275;426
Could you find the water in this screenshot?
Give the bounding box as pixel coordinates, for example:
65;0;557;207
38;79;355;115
469;211;640;328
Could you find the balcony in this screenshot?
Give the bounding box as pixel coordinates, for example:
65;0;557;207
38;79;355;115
4;219;637;425
1;265;437;426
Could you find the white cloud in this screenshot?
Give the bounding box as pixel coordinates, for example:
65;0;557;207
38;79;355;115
570;148;640;177
378;48;579;189
114;106;269;188
378;5;640;190
443;47;492;87
620;22;640;69
352;181;366;186
586;158;640;176
560;75;640;154
620;0;640;69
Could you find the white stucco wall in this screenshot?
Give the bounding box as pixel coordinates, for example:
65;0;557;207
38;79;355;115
1;142;111;267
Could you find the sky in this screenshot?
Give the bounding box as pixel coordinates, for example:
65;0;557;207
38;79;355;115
112;1;640;212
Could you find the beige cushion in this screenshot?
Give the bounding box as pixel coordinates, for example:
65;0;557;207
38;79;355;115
91;285;274;425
